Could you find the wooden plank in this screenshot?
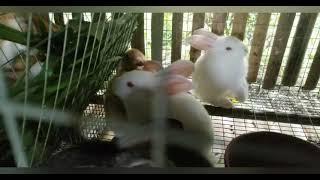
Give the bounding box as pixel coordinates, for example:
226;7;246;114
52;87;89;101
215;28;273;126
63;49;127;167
231;13;248;41
211;13;228;36
263;13;296;89
72;13;82;20
282;13;318;86
171;13;183;62
54;13;64;26
189;13;205;63
91;13;99;22
247;13;271;83
131;13;145;54
151;13;164;63
303;42;320;90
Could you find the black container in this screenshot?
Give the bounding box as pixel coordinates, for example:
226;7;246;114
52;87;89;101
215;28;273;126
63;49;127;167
224;131;320;167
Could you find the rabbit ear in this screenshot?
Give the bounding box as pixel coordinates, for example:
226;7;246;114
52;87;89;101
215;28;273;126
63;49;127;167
154;60;194;95
156;60;194;79
193;28;219;40
164;74;193;95
142;60;163;73
166;60;194;77
185;34;216;50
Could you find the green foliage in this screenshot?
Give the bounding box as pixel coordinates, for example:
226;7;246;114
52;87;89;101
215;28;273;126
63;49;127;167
0;13;138;166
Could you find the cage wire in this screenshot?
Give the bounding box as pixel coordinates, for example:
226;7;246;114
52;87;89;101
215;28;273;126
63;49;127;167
1;11;320;168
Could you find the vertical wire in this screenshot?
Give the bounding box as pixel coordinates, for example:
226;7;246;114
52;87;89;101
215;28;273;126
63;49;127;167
21;13;33;139
85;12;102;78
91;14;107;73
31;15;54;165
71;13;94;106
40;14;63;160
62;14;83;111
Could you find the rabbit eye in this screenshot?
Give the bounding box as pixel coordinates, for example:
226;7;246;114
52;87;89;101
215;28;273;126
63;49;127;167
226;47;232;51
127;81;134;88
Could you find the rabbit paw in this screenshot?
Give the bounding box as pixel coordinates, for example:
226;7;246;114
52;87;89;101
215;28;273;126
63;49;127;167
234;81;249;102
209;98;233;109
219;98;234;109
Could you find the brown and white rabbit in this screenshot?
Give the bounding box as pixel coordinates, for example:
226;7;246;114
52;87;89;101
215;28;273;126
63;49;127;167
0;13;42;85
186;28;249;109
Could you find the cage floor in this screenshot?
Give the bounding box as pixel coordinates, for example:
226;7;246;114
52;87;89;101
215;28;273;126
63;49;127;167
83;83;320;167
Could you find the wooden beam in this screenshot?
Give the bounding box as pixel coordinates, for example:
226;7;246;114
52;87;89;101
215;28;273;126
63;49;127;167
231;13;248;41
151;13;164;64
263;13;296;89
247;13;271;83
303;42;320;90
171;13;184;62
189;13;205;63
282;13;318;86
54;13;64;26
211;13;228;36
131;13;145;54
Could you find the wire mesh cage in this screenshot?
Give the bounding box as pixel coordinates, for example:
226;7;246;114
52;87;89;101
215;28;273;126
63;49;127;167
1;9;320;168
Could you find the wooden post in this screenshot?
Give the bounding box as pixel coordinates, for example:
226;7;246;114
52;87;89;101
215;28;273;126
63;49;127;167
282;13;318;86
263;13;296;89
151;13;164;64
247;13;271;83
189;13;205;63
171;13;184;63
303;43;320;90
211;13;228;36
72;13;82;20
231;13;248;41
131;13;145;54
54;13;64;26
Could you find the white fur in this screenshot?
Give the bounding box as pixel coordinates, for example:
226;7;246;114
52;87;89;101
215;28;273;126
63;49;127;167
112;63;215;166
189;28;249;108
29;61;43;79
167;92;214;161
112;70;159;124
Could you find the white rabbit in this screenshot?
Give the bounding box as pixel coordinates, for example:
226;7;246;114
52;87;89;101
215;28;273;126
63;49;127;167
186;28;249;109
111;60;215;166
